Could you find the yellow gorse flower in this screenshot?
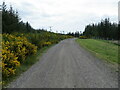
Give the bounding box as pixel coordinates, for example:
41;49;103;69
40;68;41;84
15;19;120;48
2;34;37;78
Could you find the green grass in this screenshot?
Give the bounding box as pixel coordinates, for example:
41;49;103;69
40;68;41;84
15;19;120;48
76;39;118;64
3;45;54;88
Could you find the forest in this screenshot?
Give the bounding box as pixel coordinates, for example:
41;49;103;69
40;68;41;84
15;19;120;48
67;19;119;40
83;18;119;40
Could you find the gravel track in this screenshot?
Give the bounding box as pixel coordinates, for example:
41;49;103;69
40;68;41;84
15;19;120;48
8;38;118;88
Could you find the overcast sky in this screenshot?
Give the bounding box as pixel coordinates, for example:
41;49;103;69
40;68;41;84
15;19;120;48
1;0;119;33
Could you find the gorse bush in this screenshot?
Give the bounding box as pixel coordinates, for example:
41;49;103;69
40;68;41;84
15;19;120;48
2;33;72;79
79;36;88;39
43;42;52;46
12;32;72;49
2;34;37;78
2;49;20;78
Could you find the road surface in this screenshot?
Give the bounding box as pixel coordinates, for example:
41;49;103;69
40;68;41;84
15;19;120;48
8;38;118;88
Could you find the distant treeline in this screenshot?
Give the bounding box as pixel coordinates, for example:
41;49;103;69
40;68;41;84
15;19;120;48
67;18;119;40
67;31;82;37
83;18;119;40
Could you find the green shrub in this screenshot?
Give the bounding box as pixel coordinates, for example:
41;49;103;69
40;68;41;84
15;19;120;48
79;36;88;39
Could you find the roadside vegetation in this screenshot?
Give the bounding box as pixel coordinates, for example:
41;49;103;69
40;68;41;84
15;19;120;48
76;39;118;64
3;45;53;87
75;17;119;64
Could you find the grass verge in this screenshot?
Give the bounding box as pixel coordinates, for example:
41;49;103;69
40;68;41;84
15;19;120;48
76;39;118;64
3;45;54;88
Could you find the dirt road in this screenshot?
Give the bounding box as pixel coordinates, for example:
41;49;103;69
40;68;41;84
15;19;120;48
9;38;118;88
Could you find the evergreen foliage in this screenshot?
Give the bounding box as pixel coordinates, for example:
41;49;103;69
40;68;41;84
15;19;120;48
83;18;118;40
2;2;34;33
